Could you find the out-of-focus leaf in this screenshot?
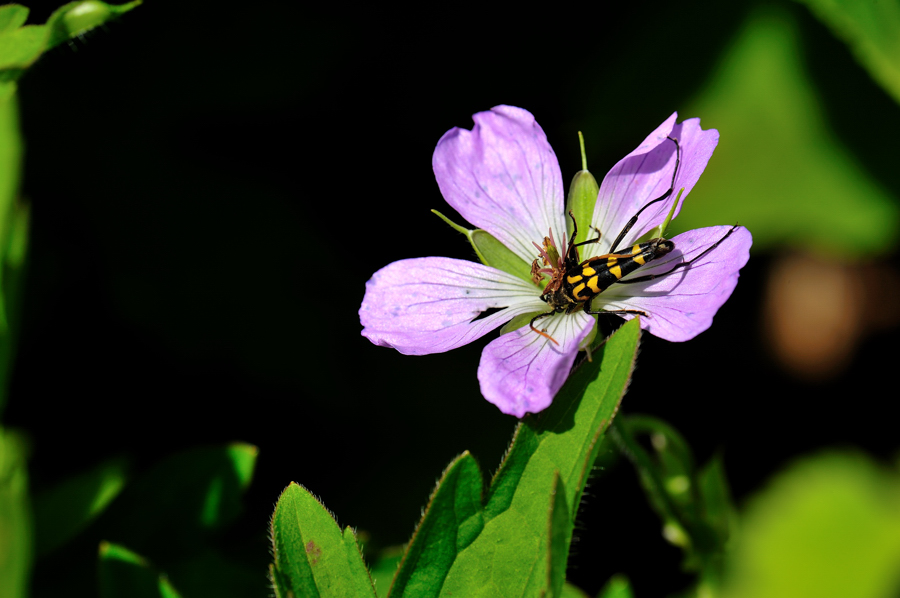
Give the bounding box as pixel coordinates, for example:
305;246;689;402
597;574;634;598
612;415;735;589
723;451;900;598
0;6;28;33
0;1;140;79
0;426;31;598
44;1;141;51
269;482;376;598
98;542;182;598
559;581;590;598
369;549;402;598
798;0;900;105
680;6;899;257
99;443;257;556
0;89;24;415
33;458;128;556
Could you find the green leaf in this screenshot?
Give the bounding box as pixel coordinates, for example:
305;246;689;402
370;549;403;597
98;541;183;598
681;6;899;257
797;0;900;106
389;452;484;597
0;6;28;33
436;319;640;597
33;457;128;557
269;482;376;598
559;582;590;598
596;574;634;598
723;451;900;598
547;473;570;598
0;91;25;416
45;1;142;51
431;210;535;284
611;415;731;576
0;1;140;79
99;443;257;556
0;426;31;598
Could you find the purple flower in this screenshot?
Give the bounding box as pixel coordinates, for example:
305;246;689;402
359;106;752;417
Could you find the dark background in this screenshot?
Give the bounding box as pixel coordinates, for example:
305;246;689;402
6;1;899;595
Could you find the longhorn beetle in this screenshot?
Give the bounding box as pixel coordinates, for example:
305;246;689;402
529;136;738;344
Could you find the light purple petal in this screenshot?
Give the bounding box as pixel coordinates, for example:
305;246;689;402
599;226;752;341
433;106;567;264
586;114;720;259
478;311;594;417
360;256;545;355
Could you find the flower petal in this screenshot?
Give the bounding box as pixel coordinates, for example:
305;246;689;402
478;311;594;417
360;256;545;355
433;106;567;264
586;114;720;258
598;226;752;341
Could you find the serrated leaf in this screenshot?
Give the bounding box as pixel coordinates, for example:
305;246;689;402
681;6;899;257
435;319;640;597
798;0;900;105
389;452;484;597
33;457;128;557
270;482;376;598
98;541;183;598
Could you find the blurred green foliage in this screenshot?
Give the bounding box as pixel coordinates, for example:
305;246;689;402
798;0;900;105
723;451;900;598
678;5;899;257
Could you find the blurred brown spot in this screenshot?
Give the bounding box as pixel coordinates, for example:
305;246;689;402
763;252;900;380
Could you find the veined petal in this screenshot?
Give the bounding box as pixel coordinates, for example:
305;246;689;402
478;311;594;417
586;114;719;258
360;256;545;355
433;106;568;264
598;226;752;341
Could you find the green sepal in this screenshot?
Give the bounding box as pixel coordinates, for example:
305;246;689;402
269;482;376;598
566;170;600;246
97;541;183;598
33;457;128;557
655;187;683;240
565;132;600;246
432;209;534;284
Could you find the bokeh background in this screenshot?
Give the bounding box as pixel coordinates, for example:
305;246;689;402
3;0;900;596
